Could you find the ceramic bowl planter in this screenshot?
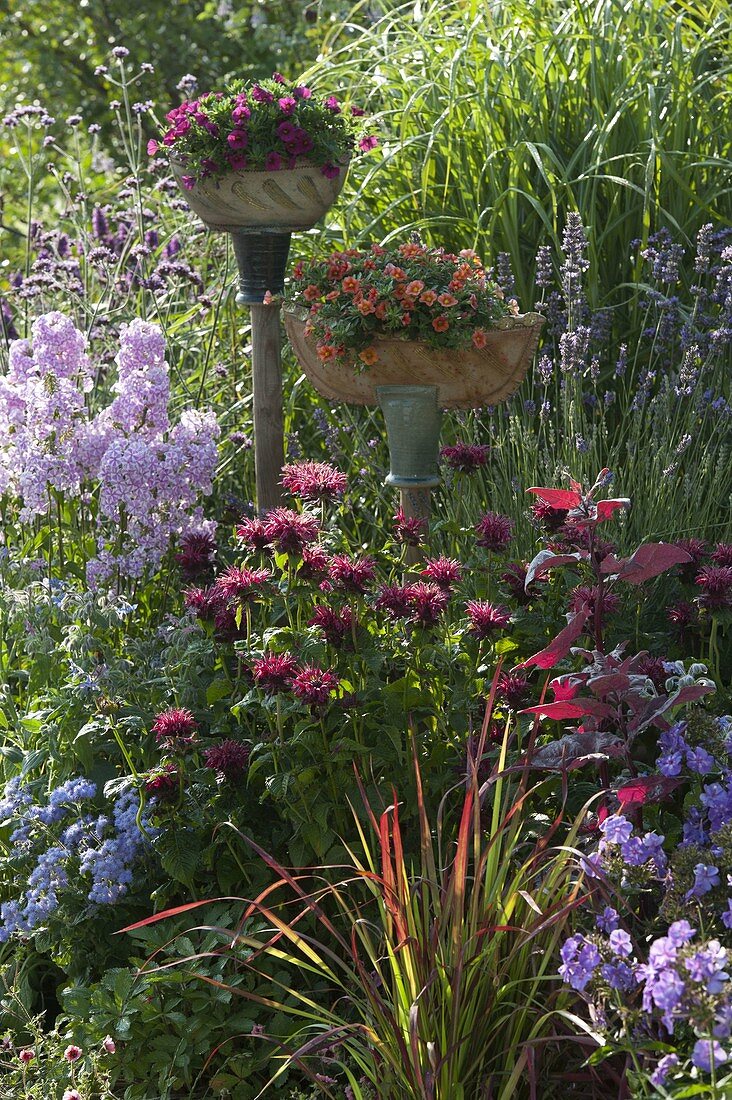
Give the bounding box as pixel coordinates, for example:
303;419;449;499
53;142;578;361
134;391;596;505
282;305;545;408
170;159;348;235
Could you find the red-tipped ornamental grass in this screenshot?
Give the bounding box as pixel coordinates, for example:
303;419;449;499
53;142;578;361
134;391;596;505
124;687;586;1099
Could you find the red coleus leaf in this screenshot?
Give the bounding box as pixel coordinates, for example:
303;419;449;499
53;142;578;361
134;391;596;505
522;701;592;720
616;774;684;808
600;543;692;584
549;673;589;701
524;548;588;589
516;607;592;670
526;731;625;771
522;698;615;721
526;486;583;509
594;498;631;522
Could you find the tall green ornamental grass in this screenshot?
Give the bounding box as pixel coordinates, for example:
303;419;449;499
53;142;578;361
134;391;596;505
126;713;590;1100
313;0;732;304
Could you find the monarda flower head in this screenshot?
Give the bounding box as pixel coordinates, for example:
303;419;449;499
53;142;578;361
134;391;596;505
204;739;250;783
236;516;271;551
495;672;531;710
176;529;216;579
292;665;340;707
408;582;449;626
144;763;179;800
569;585;621;617
530;498;569;533
675;537;708;583
298;545;331;582
440;442;491;473
711;543;732;567
214;565;270;605
263;508;319;554
374;584;414;620
329;554;376;593
500;562;542;604
465;600;512;639
151;707;198;747
281;460;347;502
393;507;426;547
695;566;732;611
184;584;222;621
252;652;298;695
309;605;356;648
420;556;462;591
475;511;514;552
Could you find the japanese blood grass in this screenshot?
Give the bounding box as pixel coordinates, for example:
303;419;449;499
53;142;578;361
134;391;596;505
312;0;732;304
125;709;593;1098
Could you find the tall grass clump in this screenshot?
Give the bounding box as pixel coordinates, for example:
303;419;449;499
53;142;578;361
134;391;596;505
127;715;590;1100
316;0;731;305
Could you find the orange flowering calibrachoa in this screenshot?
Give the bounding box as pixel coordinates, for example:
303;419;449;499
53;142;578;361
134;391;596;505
287;239;514;368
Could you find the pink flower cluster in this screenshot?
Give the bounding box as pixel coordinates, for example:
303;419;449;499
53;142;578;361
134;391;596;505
0;314;219;588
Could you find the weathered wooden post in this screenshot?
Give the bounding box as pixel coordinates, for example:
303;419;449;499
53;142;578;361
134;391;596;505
230;231;291;513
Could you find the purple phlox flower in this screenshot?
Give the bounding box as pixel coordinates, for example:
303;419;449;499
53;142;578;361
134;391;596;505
692;1039;728;1073
722;899;732;930
601;961;636;990
599;814;633;846
650;1053;679;1088
596;906;619;933
559;934;601;991
684;941;729;993
667;920;696;947
608;929;633;958
686;745;716;775
689;863;721;898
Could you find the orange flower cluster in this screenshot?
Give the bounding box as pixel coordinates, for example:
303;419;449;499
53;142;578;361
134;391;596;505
289;240;515;368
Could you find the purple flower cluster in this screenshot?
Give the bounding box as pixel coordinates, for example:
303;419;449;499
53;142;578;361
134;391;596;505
0;314;219;587
0;779;153;940
561;918;731;1080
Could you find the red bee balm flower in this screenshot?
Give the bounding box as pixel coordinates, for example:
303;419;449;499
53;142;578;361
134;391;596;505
264;508;319;554
151;707;198;747
204;740;250;782
695;566;732;611
176;530;216;578
144;764;179;800
408;582;449;626
393;507;427;546
420;557;463;590
236;517;272;551
252;652;298;694
375;584;414;620
214;565;270;605
466;601;512;638
281;461;347;502
329;554;376;593
475;511;515;552
309;605;356;648
292;666;340;707
440;443;490;472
